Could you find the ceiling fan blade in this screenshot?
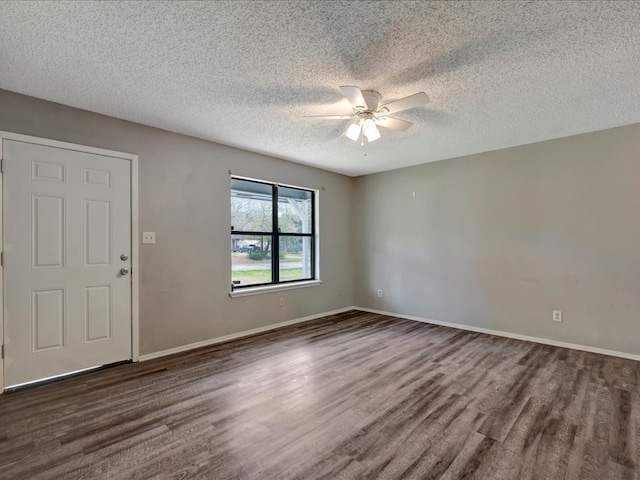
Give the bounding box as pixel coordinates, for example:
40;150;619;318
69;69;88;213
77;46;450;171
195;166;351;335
304;114;353;120
378;92;429;115
374;116;413;131
340;86;369;111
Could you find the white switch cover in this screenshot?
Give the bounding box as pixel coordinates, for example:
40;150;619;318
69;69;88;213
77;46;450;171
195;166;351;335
142;232;156;244
553;310;562;322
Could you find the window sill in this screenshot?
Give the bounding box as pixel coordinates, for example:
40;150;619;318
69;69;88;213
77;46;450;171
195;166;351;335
229;280;322;298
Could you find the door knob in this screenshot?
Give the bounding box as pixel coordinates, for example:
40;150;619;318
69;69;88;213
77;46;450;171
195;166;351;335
120;268;129;276
120;253;129;261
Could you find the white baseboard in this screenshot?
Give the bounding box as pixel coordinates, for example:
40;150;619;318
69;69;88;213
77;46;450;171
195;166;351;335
355;306;640;362
139;306;355;361
140;305;640;363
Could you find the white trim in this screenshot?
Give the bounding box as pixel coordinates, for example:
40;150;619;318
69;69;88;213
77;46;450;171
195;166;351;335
314;186;321;283
139;306;354;361
355;307;640;362
230;280;322;298
0;131;140;391
0;132;138;161
130;154;140;361
0;148;3;392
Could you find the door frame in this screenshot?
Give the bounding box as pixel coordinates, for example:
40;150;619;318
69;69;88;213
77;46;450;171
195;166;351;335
0;131;140;391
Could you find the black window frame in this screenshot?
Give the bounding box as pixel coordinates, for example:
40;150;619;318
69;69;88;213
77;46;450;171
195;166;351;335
231;177;316;290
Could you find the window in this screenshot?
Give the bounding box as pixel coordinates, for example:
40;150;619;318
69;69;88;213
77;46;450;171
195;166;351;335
231;177;316;290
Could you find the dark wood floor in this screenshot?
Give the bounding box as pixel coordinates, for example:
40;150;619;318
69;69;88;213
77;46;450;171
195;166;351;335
1;310;639;480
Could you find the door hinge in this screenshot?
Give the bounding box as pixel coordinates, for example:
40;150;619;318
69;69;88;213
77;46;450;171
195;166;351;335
1;345;4;360
0;158;3;173
0;252;3;267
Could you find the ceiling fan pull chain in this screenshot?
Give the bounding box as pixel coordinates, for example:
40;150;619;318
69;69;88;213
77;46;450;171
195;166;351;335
361;128;369;156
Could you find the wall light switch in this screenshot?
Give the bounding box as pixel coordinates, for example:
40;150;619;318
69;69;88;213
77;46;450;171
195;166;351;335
142;232;156;244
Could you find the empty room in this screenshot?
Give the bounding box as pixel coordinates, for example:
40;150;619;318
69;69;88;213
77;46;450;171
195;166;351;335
0;1;639;479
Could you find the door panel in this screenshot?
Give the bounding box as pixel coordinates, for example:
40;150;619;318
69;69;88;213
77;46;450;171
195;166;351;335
84;199;111;266
84;285;112;342
32;195;65;268
3;139;132;387
32;289;65;351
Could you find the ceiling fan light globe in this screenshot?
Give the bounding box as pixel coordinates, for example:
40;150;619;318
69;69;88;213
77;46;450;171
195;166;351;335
363;122;381;142
345;123;361;141
365;130;381;142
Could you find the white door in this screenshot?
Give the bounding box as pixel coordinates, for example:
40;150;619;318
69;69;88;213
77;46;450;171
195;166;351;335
3;139;132;387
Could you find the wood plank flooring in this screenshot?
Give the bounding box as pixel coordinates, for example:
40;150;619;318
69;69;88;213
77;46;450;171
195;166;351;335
1;310;639;479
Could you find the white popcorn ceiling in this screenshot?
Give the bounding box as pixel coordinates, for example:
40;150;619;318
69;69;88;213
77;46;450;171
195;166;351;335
1;1;639;176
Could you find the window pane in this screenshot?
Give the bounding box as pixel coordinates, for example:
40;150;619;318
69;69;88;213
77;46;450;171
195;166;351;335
278;187;312;234
232;234;273;286
279;236;312;281
231;179;273;232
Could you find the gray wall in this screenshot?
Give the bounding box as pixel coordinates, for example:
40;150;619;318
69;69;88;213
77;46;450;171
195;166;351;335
0;90;355;355
354;124;640;355
3;88;639;358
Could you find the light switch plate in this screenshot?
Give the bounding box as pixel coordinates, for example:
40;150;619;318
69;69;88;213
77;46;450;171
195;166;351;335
142;232;156;244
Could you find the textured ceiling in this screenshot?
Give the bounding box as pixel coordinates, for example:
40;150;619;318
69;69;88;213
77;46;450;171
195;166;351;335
1;1;639;176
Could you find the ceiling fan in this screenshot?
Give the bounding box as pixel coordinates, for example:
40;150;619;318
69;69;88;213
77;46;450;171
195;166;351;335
305;86;429;144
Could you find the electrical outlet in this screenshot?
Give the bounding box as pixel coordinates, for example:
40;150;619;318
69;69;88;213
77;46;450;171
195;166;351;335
377;290;383;297
553;310;562;322
279;298;285;307
142;232;156;244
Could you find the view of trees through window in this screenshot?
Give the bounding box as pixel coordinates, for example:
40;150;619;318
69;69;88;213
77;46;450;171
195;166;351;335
231;178;314;288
